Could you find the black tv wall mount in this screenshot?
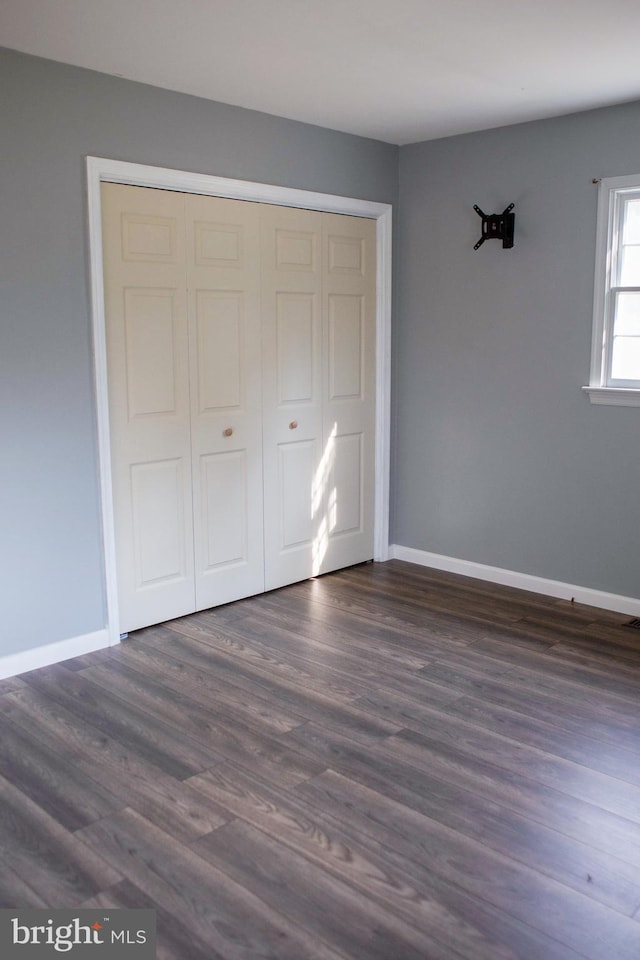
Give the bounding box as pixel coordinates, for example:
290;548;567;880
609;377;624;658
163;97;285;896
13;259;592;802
473;203;515;250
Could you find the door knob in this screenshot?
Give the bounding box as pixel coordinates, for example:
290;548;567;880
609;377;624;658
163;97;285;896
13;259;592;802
223;427;233;437
289;420;298;430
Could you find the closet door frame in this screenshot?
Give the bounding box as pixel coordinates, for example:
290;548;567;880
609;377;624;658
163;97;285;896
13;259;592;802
86;156;392;646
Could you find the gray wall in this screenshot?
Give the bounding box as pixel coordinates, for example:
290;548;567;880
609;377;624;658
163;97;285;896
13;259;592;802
0;47;397;658
395;103;640;599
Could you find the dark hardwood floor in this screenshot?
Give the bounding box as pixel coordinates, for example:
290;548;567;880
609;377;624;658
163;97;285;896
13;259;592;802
2;559;640;959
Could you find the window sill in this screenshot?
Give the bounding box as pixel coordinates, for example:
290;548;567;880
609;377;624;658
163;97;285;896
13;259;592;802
582;386;640;407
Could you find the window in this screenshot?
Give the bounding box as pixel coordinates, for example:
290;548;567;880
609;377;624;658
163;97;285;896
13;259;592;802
584;174;640;406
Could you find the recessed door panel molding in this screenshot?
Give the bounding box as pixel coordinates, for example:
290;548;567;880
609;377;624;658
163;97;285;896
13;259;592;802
194;220;244;267
124;288;179;419
279;440;316;550
121;213;178;263
131;459;188;586
328;234;365;275
329;293;364;400
186;193;265;610
195;290;244;413
329;432;364;537
200;450;248;570
275;229;317;271
276;292;316;405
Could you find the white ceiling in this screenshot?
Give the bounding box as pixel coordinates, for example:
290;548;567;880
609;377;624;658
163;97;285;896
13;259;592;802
3;0;640;145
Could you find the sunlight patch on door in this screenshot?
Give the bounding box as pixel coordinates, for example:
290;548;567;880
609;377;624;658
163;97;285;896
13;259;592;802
312;423;337;575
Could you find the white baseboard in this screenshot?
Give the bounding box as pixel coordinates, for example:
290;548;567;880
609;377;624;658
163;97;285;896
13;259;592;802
0;628;117;681
389;544;640;617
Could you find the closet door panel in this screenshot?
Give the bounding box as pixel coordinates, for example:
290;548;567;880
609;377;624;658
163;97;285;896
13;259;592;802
320;213;376;574
330;432;363;535
102;183;195;632
195;290;243;410
185;195;264;609
262;206;323;590
200;450;248;567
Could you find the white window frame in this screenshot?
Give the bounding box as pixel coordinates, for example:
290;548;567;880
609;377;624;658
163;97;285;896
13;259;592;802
584;173;640;406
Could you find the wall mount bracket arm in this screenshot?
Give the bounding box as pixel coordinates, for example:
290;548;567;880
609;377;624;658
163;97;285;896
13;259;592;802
473;203;515;250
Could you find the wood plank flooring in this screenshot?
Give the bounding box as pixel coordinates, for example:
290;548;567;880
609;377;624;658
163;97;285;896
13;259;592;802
2;559;640;959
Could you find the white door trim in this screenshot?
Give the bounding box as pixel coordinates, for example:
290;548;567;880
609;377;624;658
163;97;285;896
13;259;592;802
86;156;392;644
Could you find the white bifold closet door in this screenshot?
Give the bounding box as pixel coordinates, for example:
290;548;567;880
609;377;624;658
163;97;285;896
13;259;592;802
261;205;376;590
101;183;375;634
184;194;265;612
